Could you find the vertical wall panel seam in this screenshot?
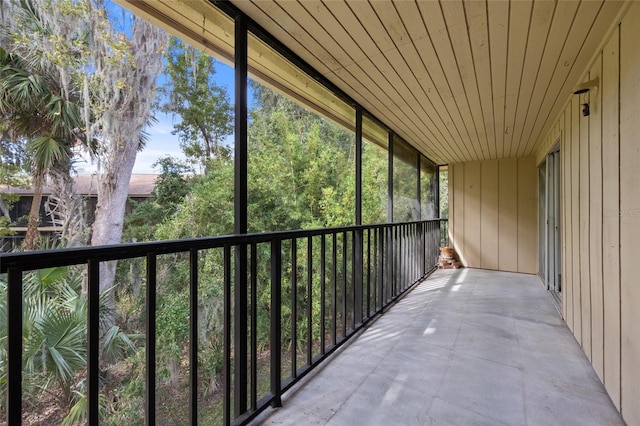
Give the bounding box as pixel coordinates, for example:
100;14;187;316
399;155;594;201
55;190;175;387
578;93;583;347
451;165;454;248
568;106;574;329
463;163;466;266
599;51;606;382
587;71;593;363
516;159;519;272
562;108;575;326
617;20;622;414
497;161;500;270
479;162;483;268
462;163;464;266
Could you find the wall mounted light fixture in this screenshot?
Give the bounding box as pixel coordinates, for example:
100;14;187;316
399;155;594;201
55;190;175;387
572;78;599;117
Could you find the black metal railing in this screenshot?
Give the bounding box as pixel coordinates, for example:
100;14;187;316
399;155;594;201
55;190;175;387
0;219;444;425
439;219;450;248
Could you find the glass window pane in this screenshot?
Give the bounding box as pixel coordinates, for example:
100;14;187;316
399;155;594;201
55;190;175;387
247;33;356;232
393;136;419;222
420;156;437;219
362;115;388;224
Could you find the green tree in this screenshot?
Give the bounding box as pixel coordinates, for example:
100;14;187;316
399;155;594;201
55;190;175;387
122;156;192;243
439;170;448;218
152;156;193;212
155;157;234;239
0;22;85;248
159;37;233;169
247;81;356;232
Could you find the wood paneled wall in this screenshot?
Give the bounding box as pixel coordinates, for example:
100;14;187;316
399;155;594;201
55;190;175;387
448;157;537;274
535;2;639;423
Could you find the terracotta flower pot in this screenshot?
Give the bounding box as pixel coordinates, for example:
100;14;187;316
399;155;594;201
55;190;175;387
440;246;454;259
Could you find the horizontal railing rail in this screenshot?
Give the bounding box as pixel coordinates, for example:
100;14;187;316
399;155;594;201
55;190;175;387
0;219;444;425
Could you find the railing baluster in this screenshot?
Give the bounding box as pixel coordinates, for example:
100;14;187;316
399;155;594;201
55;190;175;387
405;225;409;287
356;229;364;327
404;226;407;289
353;230;360;327
291;238;297;377
366;229;371;319
413;224;416;281
146;254;157;426
250;243;258;411
401;226;405;291
411;224;415;283
405;225;409;285
401;225;405;291
189;249;199;425
392;226;396;297
7;267;22;426
320;234;326;354
414;225;417;280
86;260;100;425
307;236;313;366
342;231;347;336
235;243;248;417
404;225;408;288
270;239;282;408
373;228;378;312
387;226;392;301
223;246;232;425
331;233;337;346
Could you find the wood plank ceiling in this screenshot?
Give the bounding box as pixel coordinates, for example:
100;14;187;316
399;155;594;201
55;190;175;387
231;0;625;165
118;0;627;165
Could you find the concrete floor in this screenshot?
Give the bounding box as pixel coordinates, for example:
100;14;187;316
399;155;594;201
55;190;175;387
255;268;625;426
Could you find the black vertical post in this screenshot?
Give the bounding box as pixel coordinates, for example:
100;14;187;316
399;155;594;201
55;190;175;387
234;14;248;235
306;237;313;366
387;134;394;305
417;154;422;222
320;234;326;353
234;13;248;418
270;239;282;408
234;244;248;418
250;243;258;411
189;249;198;425
355;107;363;225
421;224;424;275
291;238;297;376
417;158;422;278
223;246;232;425
331;233;337;346
436;165;441;219
354;107;363;325
87;260;100;426
342;231;347;335
146;255;157;426
351;232;357;326
7;268;22;426
366;229;371;318
388;132;394;224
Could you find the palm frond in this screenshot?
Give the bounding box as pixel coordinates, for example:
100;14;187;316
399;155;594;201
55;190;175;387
100;325;136;364
27;135;68;171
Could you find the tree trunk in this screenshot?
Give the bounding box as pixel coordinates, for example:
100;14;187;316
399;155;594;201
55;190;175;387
0;197;12;219
24;173;43;250
90;135;138;292
88;17;166;294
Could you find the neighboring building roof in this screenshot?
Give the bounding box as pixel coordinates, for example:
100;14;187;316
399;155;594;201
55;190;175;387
0;174;158;198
